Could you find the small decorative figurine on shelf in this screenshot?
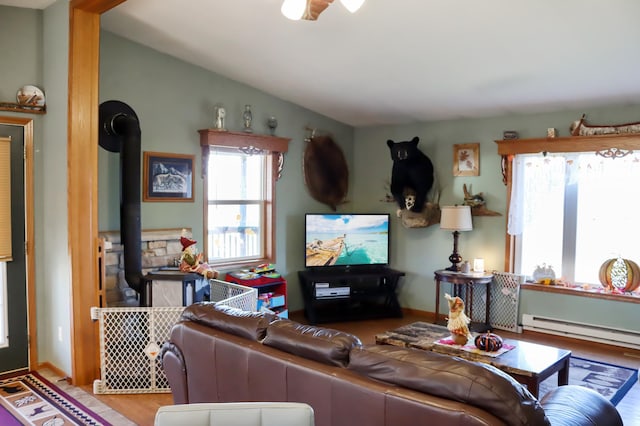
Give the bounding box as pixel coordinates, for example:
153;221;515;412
502;130;519;140
532;263;556;285
444;293;472;345
462;184;501;216
243;104;253;133
214;105;226;130
267;116;278;136
179;231;219;279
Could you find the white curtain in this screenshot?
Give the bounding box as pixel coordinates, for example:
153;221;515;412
508;154;566;236
508;151;640;236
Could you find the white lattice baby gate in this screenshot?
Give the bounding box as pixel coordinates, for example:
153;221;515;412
91;279;257;394
471;272;523;332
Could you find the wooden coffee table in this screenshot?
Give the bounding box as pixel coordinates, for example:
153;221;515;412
375;321;571;398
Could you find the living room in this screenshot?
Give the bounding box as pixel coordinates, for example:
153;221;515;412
0;1;639;424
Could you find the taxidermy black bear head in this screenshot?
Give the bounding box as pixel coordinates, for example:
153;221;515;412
387;136;423;162
387;136;434;213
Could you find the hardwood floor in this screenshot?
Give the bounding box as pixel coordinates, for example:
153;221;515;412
81;311;640;425
75;389;172;426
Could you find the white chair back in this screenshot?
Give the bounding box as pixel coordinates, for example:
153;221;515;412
154;402;315;426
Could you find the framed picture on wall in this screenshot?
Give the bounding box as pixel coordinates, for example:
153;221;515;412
143;151;195;202
453;143;480;176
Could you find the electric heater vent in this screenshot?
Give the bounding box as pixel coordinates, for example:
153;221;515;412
522;314;640;350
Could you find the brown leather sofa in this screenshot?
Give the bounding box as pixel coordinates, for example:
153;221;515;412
160;303;623;426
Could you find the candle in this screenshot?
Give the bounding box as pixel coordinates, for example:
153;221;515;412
473;258;485;272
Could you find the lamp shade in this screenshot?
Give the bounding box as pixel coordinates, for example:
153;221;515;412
440;205;473;231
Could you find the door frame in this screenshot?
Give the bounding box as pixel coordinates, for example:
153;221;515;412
0;116;36;371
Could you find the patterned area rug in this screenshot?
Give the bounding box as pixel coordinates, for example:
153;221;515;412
0;371;112;425
539;356;638;405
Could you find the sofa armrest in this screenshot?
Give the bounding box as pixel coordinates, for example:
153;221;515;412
540;385;622;426
160;342;188;404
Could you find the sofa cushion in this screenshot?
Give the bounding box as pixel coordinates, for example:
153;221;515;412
263;319;362;367
180;303;275;341
349;345;550;426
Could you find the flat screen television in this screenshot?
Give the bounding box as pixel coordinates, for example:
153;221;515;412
305;213;390;269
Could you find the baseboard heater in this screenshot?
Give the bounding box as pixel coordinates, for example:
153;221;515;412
522;314;640;350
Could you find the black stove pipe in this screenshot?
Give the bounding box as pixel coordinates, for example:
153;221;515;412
99;101;144;295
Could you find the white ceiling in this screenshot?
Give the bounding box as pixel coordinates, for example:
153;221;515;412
0;0;55;8
6;0;640;126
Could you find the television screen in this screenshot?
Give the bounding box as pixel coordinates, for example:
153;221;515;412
305;213;390;268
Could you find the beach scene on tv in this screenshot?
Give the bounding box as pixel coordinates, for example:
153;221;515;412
305;214;389;267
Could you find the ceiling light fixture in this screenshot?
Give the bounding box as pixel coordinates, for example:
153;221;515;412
281;0;365;21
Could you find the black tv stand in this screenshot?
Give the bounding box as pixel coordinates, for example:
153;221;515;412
298;267;405;324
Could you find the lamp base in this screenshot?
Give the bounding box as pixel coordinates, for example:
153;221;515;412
447;231;462;272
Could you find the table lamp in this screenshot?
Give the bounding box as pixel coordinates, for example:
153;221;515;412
440;205;473;271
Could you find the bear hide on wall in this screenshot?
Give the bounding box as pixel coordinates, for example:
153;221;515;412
303;135;349;210
387;136;434;213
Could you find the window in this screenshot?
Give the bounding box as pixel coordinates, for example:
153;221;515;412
0;136;10;347
206;147;269;265
199;129;290;268
509;151;640;285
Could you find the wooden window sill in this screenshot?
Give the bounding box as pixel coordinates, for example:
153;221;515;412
521;282;640;304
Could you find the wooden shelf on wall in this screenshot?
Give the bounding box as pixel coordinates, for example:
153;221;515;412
0;102;46;115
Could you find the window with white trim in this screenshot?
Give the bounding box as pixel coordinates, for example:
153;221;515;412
510;151;640;286
199;130;289;269
206;147;269;265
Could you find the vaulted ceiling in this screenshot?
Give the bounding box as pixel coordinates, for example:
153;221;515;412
6;0;640;126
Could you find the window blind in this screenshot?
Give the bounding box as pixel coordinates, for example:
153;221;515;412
0;137;11;262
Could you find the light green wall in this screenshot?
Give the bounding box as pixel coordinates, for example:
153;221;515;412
0;7;42;101
98;31;354;309
353;105;640;330
40;0;71;374
0;2;71;373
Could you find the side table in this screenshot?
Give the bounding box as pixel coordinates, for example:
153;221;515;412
434;269;493;332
